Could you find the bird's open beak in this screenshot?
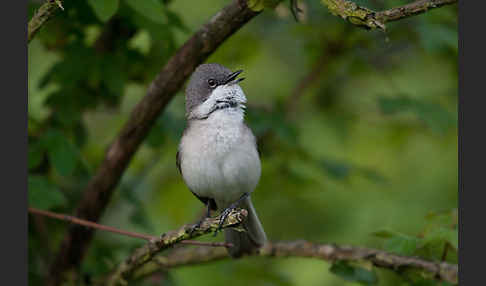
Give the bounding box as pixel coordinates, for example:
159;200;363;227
224;69;245;85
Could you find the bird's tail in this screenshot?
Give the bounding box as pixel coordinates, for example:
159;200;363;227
224;196;267;258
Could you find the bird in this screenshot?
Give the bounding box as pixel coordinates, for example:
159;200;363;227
176;63;267;258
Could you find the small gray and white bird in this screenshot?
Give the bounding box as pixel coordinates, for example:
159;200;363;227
177;63;267;257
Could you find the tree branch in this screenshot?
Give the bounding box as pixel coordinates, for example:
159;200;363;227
134;241;458;285
106;209;247;286
45;0;456;284
321;0;458;30
28;0;64;43
375;0;458;23
28;207;232;248
46;1;259;285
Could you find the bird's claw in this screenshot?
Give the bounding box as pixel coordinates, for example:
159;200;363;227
212;193;250;237
213;207;234;237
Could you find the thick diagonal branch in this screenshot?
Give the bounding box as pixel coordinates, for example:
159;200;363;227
47;1;259;285
135;241;458;285
106;209;247;286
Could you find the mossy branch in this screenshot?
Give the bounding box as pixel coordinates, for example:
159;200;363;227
134;241;458;285
106;209;248;286
321;0;458;30
28;0;64;43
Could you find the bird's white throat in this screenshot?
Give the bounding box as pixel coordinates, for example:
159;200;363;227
189;84;246;121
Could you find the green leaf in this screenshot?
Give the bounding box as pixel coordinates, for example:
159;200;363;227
146;120;166;148
43;130;78;176
384;235;419;256
247;0;281;11
28;141;45;170
247;0;265;11
100;56;126;97
358;168;388;184
418;24;458;54
330;261;378;285
320;158;352;180
423;226;458;251
128;30;152;55
378;96;415;115
87;0;120;22
410;278;441;286
28;175;66;210
373;229;420;256
378;95;455;134
371;229;398;239
165;9;189;33
146;112;185;148
124;0;167;24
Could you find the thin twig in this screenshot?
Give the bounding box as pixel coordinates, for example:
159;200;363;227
28;0;64;43
322;0;458;30
375;0;458;23
28;208;233;248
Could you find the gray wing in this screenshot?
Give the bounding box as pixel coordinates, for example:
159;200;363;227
243;123;260;157
176;145;217;210
176;149;182;175
176;126;188;175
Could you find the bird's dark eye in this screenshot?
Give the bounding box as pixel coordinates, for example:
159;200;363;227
207;79;217;88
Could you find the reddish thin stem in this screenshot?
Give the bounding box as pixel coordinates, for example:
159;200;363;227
28;207;231;247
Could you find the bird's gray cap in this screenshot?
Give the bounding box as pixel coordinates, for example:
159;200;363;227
185;63;244;115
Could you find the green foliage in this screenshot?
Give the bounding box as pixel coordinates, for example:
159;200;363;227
28;140;45;170
146;112;185;148
384;233;420;256
319;158;387;183
372;229;420;256
247;0;283;11
378;95;456;134
28;0;457;285
28;175;66;210
43;129;80;176
124;0;167;24
372;209;458;263
330;261;378;285
88;0;120;22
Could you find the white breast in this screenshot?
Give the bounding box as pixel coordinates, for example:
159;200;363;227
179;109;261;209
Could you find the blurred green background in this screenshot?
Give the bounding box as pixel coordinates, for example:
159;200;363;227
28;0;457;285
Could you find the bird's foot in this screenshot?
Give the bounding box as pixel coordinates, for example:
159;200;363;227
213;207;235;237
213;193;250;237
